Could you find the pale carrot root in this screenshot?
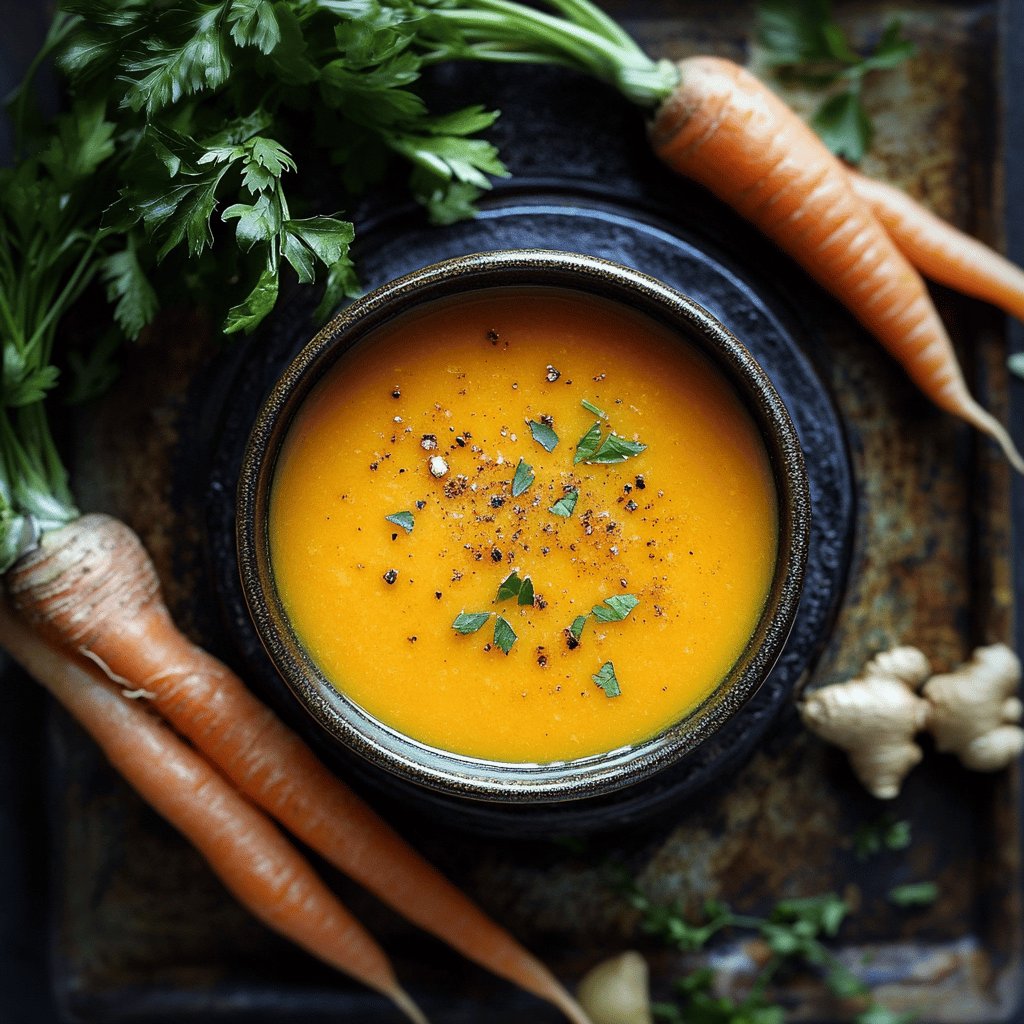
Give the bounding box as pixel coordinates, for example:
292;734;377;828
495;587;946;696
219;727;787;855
0;599;427;1024
649;55;1024;472
4;513;591;1024
848;169;1024;323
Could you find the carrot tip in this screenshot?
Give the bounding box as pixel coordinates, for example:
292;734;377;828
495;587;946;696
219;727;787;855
966;401;1024;475
390;986;431;1024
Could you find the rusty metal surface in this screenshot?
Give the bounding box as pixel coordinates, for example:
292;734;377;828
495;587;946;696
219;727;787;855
20;1;1023;1022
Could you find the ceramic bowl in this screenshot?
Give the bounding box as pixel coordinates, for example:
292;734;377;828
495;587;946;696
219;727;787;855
237;249;810;806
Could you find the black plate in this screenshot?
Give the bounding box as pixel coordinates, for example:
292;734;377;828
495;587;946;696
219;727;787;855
205;189;855;837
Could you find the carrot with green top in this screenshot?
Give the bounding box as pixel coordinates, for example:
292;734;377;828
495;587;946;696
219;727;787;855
647;56;1023;472
427;4;1023;471
0;599;428;1024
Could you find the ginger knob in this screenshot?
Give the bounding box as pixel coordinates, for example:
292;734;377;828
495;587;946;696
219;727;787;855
800;646;932;799
577;951;653;1024
922;643;1024;771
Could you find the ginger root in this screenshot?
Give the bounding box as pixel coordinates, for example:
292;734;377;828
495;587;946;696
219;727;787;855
800;646;932;799
922;643;1024;771
801;643;1024;798
577;951;653;1024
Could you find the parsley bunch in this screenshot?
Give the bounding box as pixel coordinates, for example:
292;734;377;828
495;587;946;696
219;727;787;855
626;885;915;1024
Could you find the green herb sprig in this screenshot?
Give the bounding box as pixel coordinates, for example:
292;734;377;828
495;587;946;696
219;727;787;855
757;0;916;162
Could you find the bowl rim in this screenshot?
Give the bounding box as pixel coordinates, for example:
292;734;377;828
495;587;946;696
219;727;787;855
236;248;811;804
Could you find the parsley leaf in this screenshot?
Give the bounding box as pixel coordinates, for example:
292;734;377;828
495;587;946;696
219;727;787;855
592;661;621;697
757;0;916;163
548;488;579;517
385;511;415;533
493;615;517;654
573;421;602;464
568;615;588;642
527;418;559;451
581;398;607;418
511;458;534;497
452;611;490;634
99;243;158;340
518;575;535;606
591;594;639;622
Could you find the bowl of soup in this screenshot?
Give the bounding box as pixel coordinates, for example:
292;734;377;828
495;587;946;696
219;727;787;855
237;249;809;804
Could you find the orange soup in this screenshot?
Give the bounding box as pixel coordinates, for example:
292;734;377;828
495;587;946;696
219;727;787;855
269;288;778;762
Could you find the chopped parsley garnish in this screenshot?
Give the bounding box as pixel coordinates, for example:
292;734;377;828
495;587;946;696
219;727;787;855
548;488;579;517
590;433;647;464
581;398;607;418
452;612;490;634
496;571;534;605
569;615;588;642
493;615;517;654
384;510;415;533
574;421;646;464
511;457;534;497
573;421;602;464
592;661;621;697
591;593;639;622
527;418;559;452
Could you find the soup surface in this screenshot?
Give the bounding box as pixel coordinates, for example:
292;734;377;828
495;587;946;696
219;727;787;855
269;287;778;762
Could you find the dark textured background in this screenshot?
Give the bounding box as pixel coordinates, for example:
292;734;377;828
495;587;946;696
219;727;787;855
1;1;1022;1022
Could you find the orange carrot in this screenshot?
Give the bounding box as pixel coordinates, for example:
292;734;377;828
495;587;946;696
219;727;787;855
0;599;427;1024
847;168;1024;323
4;513;592;1024
649;55;1024;472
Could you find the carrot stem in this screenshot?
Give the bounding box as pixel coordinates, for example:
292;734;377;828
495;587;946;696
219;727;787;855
0;598;427;1024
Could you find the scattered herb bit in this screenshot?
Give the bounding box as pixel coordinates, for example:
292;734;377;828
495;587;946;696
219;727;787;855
590;432;647;464
569;615;588;643
493;615;517;654
887;881;938;908
452;611;490;634
495;571;534;605
592;661;621;697
384;511;415;534
548;488;579;517
591;593;639;622
496;571;523;601
573;421;603;464
1009;352;1024;380
757;0;917;163
383;569;398;585
853;816;912;860
527;418;559;452
581;398;606;418
511;458;534;497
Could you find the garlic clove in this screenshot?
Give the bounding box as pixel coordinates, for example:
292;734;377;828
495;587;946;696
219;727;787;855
577;950;654;1024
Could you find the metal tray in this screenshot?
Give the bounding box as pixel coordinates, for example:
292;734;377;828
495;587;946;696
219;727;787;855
2;1;1022;1021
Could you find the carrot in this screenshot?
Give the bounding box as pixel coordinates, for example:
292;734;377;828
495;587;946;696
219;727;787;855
649;55;1024;473
847;168;1024;324
4;512;592;1024
0;599;427;1024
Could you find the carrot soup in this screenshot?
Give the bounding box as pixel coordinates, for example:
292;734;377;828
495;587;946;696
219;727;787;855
269;287;778;763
